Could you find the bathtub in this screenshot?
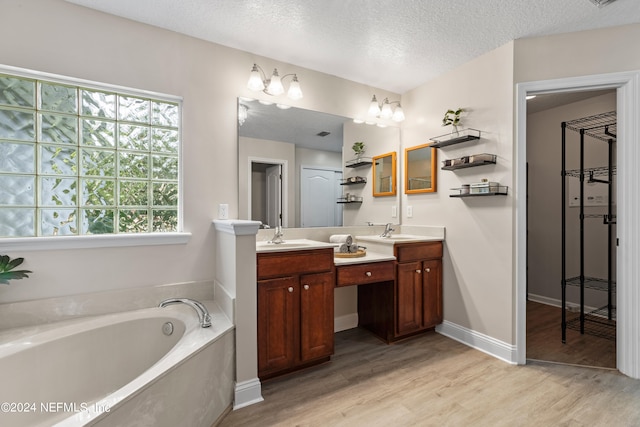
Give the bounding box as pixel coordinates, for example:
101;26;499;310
0;301;234;427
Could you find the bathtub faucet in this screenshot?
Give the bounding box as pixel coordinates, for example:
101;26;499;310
158;298;212;328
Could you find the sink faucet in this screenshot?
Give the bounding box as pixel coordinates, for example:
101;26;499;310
380;223;395;238
158;298;212;328
268;225;285;244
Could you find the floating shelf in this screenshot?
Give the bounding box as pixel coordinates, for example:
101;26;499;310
337;196;363;204
345;157;373;168
340;177;367;185
429;128;481;148
442;153;497;170
450;185;508;197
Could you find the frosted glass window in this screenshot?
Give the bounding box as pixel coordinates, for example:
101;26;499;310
0;68;181;238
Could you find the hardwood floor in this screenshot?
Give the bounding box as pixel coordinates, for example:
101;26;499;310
526;301;616;369
220;327;638;426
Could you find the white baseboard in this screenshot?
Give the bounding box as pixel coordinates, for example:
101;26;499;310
334;313;358;332
436;320;517;364
233;378;263;410
528;293;600;314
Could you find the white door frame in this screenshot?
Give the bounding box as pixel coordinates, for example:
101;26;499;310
247;156;288;227
515;70;640;378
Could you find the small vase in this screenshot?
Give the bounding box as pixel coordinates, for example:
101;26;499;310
450;125;460;137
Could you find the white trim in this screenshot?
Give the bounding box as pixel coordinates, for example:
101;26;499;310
527;293;600;314
0;63;182;103
233;378;264;410
334;313;358;332
436;321;517;364
212;219;261;236
515;70;640;378
0;232;191;252
247;156;289;227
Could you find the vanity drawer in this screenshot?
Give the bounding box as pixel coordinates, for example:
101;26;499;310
257;248;334;279
395;241;442;263
336;261;395;287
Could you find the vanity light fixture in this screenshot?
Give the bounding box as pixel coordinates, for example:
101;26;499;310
247;63;303;100
368;95;405;122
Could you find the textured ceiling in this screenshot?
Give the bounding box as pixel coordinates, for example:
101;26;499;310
65;0;640;94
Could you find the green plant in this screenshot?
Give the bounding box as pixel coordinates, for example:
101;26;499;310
0;255;32;285
352;141;365;156
442;108;463;127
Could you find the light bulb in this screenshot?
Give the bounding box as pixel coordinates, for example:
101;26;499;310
392;105;405;122
287;75;303;100
380;99;393;119
266;69;284;96
247;64;265;92
368;95;381;116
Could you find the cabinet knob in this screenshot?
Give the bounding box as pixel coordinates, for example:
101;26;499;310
303;284;310;290
287;287;294;293
425;268;431;273
365;271;372;277
416;269;422;274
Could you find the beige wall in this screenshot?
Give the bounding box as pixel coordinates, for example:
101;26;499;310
527;93;616;308
0;0;398;304
514;24;640;84
401;42;516;343
342;122;401;227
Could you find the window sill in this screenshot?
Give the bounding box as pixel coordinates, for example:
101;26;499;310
0;232;192;252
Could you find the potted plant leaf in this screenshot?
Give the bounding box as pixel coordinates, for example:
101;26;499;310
442;108;464;136
352;141;365;159
0;255;32;285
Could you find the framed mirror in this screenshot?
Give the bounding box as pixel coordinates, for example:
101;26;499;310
404;143;437;194
372;152;397;197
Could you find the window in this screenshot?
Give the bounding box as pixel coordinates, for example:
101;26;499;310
0;69;181;238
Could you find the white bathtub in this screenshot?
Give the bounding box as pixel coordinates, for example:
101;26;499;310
0;301;234;427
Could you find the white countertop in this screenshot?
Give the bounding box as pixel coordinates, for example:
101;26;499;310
255;239;337;253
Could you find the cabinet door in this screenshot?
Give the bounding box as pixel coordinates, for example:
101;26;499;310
300;271;335;362
422;259;443;328
396;261;423;336
257;276;299;375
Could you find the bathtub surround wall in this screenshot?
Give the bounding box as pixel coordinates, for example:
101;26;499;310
0;281;214;331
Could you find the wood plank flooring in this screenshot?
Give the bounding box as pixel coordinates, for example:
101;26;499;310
219;327;638;426
526;301;616;369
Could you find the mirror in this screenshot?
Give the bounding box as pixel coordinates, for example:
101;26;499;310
372;152;397;197
405;143;437;193
237;99;400;227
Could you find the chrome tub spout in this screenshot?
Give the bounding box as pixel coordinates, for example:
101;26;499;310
159;298;212;328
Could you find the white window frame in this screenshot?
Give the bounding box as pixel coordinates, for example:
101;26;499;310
0;64;190;251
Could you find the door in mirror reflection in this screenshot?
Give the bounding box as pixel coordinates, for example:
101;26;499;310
405;143;437;194
372;152;397;197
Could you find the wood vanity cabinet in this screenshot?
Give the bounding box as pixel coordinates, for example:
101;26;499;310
257;248;335;380
395;241;443;338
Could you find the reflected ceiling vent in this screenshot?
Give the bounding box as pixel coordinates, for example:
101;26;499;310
586;0;617;6
316;131;331;137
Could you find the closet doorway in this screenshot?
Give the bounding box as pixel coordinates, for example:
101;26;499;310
525;89;617;369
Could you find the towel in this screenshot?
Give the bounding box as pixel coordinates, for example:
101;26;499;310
335;243;350;253
329;234;353;246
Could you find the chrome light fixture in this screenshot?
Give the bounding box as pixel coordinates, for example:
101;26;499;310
247;63;303;100
368;95;405;122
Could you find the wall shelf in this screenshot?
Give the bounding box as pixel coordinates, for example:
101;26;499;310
345;157;372;168
442;153;497;170
337;196;363;204
450;185;508;197
429;128;481;148
340;177;367;185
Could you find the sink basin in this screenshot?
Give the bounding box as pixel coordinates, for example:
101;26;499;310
356;234;436;244
256;239;336;253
